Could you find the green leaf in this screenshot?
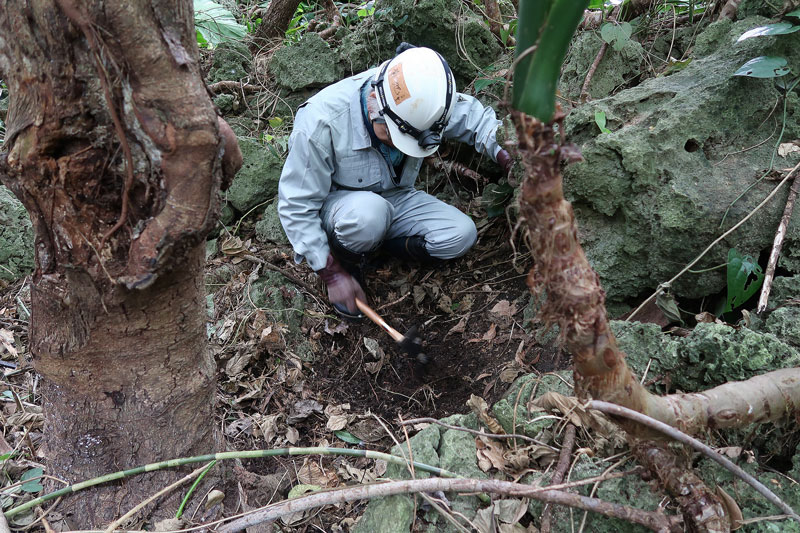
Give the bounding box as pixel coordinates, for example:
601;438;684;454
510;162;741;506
482;182;514;218
787;8;800;18
288;484;321;499
194;0;247;47
20;468;43;493
600;21;632;51
392;14;409;27
733;56;790;78
737;22;800;42
594;110;612;134
334;430;364;445
655;291;683;325
474;77;501;92
725;248;764;313
268;117;284;129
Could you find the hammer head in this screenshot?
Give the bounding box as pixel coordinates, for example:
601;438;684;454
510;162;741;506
396;325;429;364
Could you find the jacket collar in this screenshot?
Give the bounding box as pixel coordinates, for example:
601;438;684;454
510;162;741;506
349;68;379;151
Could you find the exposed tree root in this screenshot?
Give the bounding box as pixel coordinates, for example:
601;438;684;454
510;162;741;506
424;155;487;184
634;441;729;533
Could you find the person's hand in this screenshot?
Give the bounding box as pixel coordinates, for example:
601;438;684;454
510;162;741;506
497;149;513;178
317;254;367;315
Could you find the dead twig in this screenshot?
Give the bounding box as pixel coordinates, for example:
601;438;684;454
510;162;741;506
242;254;325;301
580;42;608;102
757;175;799;313
588;400;800;523
424;156;486;184
216;477;680;532
399;417;556;448
208;80;261;95
541;424;578;533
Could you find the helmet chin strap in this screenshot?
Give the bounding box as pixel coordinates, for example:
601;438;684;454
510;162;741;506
372;51;454;150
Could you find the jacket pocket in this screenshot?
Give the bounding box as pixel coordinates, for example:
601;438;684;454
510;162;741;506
334;154;382;190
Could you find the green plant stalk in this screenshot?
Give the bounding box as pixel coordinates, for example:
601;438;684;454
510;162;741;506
4;447;460;518
513;0;553;107
720;75;800;228
513;0;590;120
175;460;216;519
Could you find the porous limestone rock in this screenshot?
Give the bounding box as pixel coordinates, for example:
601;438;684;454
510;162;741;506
254;199;290;245
225;137;283;213
208;40;253;84
270;34;342;91
562;18;800;308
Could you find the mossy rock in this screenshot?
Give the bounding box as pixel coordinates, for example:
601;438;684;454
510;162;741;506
0;186;34;282
562;17;800;307
271;34;342;91
226;137;283;213
254;199;290;246
208;40;253;84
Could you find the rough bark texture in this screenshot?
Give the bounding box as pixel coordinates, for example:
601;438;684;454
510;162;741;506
255;0;304;41
0;1;239;525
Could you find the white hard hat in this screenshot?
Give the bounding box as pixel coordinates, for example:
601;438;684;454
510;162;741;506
372;47;456;158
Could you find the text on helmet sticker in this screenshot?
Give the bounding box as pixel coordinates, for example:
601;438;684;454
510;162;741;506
387;63;411;105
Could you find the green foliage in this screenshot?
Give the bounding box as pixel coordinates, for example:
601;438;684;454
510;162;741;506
734;16;799;79
194;0;247;48
724;248;764;313
734;56;790;78
600;21;632;51
594;110;612;134
334;430;364;445
20;468;43;493
512;0;590;121
482;181;514;217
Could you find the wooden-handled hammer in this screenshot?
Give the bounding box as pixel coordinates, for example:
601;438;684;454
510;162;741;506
355;298;428;364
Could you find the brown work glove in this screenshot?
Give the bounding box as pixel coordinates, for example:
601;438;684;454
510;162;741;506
497;149;513;178
317;254;367;316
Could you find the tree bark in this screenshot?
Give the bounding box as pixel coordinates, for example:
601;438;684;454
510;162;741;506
255;0;304;41
0;0;240;525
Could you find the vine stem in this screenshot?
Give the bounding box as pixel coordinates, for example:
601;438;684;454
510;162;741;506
4;447;458;519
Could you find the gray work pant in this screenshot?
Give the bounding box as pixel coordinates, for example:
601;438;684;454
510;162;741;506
320;187;477;258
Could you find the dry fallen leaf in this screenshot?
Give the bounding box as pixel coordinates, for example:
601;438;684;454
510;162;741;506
285;426;299;445
483;324;497;341
326;415;348;431
716;486;743;530
476;436;507;472
490;300;518;318
0;329;18;357
298;458;339;487
499;367;522;384
253;413;281;444
288;399;323;424
447;317;468;336
778;141;800;158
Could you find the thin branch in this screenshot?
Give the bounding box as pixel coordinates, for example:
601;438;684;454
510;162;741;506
757;175;799;313
628;160;800;321
541;424;577;533
217;477;680;533
207;80;261;95
587;400;800;523
399;417;554;448
580;43;608;102
242;254;325;301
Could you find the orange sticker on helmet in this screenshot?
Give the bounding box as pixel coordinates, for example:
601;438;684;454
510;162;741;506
387;63;411;105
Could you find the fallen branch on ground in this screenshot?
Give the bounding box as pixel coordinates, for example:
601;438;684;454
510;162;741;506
757;174;799;313
217;477;682;533
541;424;577;533
208;81;261;95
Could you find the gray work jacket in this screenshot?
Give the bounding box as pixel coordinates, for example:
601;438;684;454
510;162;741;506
277;67;502;271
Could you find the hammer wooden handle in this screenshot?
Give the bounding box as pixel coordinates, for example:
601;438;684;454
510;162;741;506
355;298;404;342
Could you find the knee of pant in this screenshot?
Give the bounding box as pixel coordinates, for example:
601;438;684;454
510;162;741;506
334;198;392;252
428;218;477;259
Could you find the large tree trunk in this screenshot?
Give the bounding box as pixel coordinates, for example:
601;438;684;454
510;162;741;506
0;0;240;525
255;0;304;41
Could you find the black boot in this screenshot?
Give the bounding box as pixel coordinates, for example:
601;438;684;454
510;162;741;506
381;236;440;265
328;235;372;284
